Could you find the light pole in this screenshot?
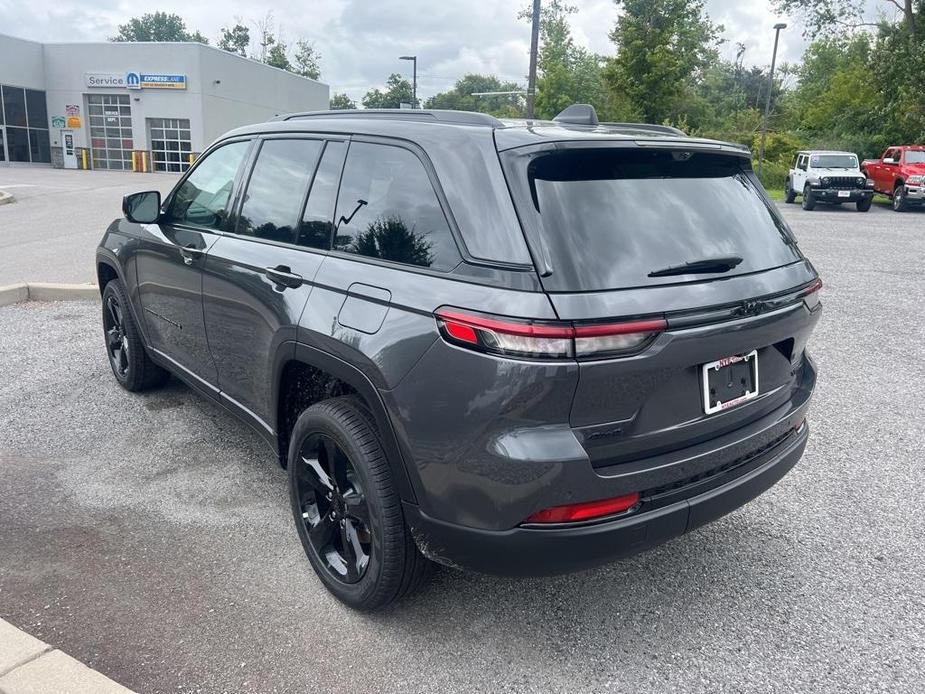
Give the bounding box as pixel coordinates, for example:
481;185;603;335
526;0;541;119
399;55;417;109
757;23;786;179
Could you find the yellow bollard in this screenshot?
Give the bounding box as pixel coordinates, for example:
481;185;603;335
131;151;137;172
81;150;88;170
141;151;147;173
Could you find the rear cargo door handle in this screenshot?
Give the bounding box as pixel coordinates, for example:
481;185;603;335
179;245;203;265
265;265;304;289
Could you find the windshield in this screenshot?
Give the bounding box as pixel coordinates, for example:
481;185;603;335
505;147;803;292
810;154;858;169
905;150;925;164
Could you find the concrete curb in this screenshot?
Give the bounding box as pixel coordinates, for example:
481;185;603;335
0;618;136;693
0;191;14;206
0;283;99;307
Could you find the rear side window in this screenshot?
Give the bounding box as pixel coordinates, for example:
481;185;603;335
236;139;323;243
507;147;802;291
297;140;346;250
332;142;460;271
168;141;250;229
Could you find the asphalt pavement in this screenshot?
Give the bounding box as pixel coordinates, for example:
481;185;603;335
0;167;179;286
0;200;924;693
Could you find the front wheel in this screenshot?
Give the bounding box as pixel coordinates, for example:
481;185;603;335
894;184;910;212
802;185;816;211
856;197;872;212
101;279;169;391
784;178;796;203
288;397;432;610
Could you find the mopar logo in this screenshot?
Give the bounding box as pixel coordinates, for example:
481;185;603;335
126;72;141;89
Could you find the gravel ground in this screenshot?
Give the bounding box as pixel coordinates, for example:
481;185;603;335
0;202;923;693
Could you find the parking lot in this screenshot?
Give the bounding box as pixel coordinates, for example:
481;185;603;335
1;186;924;692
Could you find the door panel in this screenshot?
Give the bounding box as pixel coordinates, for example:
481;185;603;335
202;237;325;427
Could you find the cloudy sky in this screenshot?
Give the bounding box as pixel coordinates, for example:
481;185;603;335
1;0;892;101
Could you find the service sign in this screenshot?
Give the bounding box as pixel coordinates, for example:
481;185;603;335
85;73;128;88
84;72;186;90
139;73;187;89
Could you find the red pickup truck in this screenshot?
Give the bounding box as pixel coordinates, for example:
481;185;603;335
862;146;925;211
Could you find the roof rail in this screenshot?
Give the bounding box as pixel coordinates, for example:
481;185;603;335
601;122;687;136
273;109;504;127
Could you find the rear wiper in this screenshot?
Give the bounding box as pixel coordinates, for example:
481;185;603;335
648;256;743;278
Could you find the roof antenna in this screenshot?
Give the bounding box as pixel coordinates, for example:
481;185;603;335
553;104;599;126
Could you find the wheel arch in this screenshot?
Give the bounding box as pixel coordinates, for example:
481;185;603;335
275;343;418;503
96;249;124;294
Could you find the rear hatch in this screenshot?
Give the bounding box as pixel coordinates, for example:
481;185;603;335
501;142;821;468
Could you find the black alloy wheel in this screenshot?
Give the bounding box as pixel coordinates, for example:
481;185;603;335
294;432;372;584
100;279;169;392
104;293;130;379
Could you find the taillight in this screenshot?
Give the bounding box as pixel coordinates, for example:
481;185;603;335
800;278;822;310
435;308;665;360
524;492;641;524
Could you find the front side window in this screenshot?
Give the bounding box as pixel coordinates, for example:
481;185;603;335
797;156;808;171
332;142;460;271
236;139;323;243
298;141;347;250
167;141;250;229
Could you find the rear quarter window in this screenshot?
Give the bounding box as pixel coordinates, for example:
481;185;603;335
505;147;803;292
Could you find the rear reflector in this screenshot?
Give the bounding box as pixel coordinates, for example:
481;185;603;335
524;492;641;524
436;308;665;360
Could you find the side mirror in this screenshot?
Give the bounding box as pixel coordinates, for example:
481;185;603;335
122;191;161;224
883;157;897;165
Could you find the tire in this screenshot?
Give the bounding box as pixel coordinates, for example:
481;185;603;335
288;396;432;610
893;183;909;212
784;178;796;203
856;197;872;212
101;279;169;392
801;185;816;211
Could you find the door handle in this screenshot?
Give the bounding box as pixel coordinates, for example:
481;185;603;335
265;265;304;289
179;245;204;265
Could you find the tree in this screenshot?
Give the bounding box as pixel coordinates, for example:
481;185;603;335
329;93;358;110
266;41;292;71
604;0;722;123
425;74;524;116
354;218;433;268
218;24;250;56
294;39;322;79
773;0;917;38
362;74;414;109
110;12;208;43
521;1;609;119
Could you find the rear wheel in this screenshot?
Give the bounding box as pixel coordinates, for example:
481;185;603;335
801;184;816;210
784;178;796;203
288;397;432;610
893;183;910;212
856;197;872;212
101;279;169;391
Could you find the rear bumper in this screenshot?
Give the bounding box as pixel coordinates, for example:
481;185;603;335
405;423;808;576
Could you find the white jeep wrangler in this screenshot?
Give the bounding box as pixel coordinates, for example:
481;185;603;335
785;150;874;212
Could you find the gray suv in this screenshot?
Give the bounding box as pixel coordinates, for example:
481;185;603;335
97;105;821;610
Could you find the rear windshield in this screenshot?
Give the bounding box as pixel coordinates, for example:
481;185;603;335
810;153;858;168
905;150;925;164
507;147;802;291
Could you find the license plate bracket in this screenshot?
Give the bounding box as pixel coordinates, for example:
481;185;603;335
837;190;851;198
702;350;759;415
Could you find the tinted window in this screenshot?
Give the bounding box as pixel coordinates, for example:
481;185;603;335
28;129;50;163
236;139;322;243
167;141;250;229
297;140;346;250
905;150;925;164
2;86;26;127
508;148;802;292
25;89;47;128
333;142;459;270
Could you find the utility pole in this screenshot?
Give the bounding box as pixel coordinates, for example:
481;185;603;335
399;55;417;108
757;23;786;179
526;0;541;119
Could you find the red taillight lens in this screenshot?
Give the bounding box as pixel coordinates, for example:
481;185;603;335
524;492;641;524
435;309;665;360
800;278;822;310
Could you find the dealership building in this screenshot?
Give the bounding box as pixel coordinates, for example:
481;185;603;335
0;33;329;172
